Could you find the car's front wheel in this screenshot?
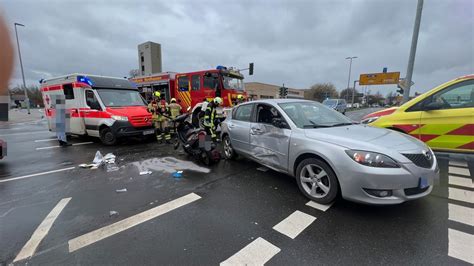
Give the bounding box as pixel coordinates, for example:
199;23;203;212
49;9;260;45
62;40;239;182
296;158;339;204
100;127;117;145
222;135;237;159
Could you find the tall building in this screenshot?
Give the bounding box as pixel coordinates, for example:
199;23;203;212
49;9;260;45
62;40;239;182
138;41;162;76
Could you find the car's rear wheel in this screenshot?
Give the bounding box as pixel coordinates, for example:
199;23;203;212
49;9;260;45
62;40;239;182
296;158;339;204
223;135;237;159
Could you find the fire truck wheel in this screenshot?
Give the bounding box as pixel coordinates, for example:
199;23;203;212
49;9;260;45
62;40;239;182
100;127;117;145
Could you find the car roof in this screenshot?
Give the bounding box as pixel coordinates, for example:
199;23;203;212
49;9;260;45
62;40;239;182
241;99;314;106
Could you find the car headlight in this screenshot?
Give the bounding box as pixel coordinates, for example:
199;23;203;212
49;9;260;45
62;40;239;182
111;115;128;121
345;150;400;168
361;116;379;124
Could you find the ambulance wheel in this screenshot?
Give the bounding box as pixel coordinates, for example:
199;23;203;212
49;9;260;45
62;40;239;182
100;127;117;145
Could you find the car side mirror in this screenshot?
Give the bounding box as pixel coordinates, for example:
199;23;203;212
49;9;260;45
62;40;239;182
272;118;289;129
424;101;443;111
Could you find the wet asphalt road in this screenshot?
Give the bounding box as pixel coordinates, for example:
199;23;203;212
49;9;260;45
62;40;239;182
0;111;473;265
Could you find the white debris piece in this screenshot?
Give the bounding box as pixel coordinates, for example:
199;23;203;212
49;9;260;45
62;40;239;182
139;170;152;175
104;153;116;164
116;188;127;193
93;151;104;165
256;166;269;172
109;211;119;217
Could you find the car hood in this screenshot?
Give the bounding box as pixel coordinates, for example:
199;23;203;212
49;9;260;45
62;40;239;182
106;106;150;117
304;125;426;153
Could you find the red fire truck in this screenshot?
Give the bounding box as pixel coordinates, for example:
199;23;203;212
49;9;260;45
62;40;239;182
130;66;247;125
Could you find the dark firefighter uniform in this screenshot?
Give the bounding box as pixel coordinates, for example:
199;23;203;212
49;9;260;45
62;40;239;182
148;91;171;143
203;97;223;141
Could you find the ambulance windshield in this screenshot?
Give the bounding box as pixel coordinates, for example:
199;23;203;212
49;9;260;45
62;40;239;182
96;89;146;107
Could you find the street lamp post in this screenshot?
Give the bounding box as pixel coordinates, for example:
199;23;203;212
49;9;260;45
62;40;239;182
14;22;30;115
345;56;357;105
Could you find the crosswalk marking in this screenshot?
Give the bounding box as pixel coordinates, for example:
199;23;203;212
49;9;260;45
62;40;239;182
220;237;280;266
68;193;201;253
448;229;474;264
448;188;474;204
273;210;316;239
448;166;471;177
306;201;333;212
449;175;473;188
448;204;474;226
14;198;71;262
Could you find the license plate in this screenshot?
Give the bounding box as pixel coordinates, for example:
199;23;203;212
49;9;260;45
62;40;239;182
419;177;429;189
143;129;155;135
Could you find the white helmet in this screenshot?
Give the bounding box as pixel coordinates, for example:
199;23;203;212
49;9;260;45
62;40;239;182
213;97;223;105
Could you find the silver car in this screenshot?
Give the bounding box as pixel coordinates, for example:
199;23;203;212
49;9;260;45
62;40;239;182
221;99;439;205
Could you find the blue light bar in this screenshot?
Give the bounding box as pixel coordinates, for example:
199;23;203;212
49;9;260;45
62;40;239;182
216;65;227;70
77;75;93;86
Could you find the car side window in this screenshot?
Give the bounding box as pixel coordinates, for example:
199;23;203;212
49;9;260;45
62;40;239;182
234;104;253;122
256;104;286;125
178;76;189;91
85;90;100;110
430;80;474;109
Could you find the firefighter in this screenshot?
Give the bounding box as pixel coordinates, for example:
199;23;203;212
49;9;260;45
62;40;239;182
203;97;223;142
168;98;182;133
148;91;171;143
236;94;245;105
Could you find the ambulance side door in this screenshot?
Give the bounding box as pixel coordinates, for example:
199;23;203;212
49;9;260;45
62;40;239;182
64;83;86;135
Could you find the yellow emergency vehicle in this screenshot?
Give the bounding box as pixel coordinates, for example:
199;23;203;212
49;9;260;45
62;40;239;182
362;75;473;153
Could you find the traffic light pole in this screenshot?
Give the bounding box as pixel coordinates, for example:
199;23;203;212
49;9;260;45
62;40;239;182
402;0;423;103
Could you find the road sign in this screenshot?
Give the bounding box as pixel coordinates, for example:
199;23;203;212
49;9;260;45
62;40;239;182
359;72;400;85
398;78;415;89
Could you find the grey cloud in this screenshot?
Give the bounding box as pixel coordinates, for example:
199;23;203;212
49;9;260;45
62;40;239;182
2;0;473;96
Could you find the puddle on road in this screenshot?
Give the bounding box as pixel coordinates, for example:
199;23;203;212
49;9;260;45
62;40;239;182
132;157;210;174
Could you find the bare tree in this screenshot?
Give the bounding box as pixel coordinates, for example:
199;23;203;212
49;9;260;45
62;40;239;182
129;69;140;78
9;85;44;107
304;83;338;102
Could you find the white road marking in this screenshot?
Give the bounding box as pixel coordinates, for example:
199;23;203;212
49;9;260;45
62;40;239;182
449;160;468;168
306;201;333;212
449;175;473;188
220;237;280;266
448;228;474;264
449;166;471;177
272;210;316;239
0;167;75;183
68;193;201;253
36;142;93;150
448;204;474;226
0;131;50;137
34;138;57;142
448;188;474;204
14;198;71;262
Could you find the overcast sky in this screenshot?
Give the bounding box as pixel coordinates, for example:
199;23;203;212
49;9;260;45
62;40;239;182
2;0;473;96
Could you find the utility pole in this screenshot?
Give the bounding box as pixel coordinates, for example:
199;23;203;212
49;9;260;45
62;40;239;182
345;56;357;103
403;0;423;103
352;80;359;106
14;22;30;114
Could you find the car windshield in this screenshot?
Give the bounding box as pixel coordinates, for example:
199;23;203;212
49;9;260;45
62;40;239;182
96;89;146;107
279;101;353;128
223;75;244;91
322;99;336;105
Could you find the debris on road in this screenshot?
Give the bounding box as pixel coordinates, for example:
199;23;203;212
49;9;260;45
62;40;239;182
115;188;127;193
109;211;119;217
79;163;98;169
256;166;269;172
93;151;104;165
139;170;152;175
104;153;116;164
172;171;183;178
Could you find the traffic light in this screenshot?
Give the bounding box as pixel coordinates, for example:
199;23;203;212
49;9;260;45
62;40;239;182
249;63;254;76
279;86;288;98
397;84;404;95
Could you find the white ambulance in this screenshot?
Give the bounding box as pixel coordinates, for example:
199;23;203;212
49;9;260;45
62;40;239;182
41;74;154;145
